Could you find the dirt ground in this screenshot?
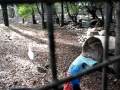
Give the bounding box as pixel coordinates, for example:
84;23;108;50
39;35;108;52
0;24;120;90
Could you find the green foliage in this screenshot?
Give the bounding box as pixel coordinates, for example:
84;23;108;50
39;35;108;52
66;2;80;15
17;4;37;18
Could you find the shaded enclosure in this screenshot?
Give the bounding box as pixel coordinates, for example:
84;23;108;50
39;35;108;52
0;0;120;90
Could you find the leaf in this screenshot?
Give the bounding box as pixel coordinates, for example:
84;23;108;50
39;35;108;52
16;4;37;19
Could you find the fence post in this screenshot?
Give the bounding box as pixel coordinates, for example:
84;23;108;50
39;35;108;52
113;1;120;78
46;2;58;90
102;1;112;90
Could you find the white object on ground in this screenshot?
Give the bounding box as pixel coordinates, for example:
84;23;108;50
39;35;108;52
98;30;106;36
28;44;34;60
87;28;96;36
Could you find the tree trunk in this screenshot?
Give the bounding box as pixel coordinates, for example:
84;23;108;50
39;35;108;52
73;15;77;24
32;8;37;24
61;1;64;26
1;4;9;26
22;18;25;24
69;3;78;24
53;5;60;25
66;3;77;24
86;6;98;19
113;1;120;78
41;3;46;29
36;3;42;17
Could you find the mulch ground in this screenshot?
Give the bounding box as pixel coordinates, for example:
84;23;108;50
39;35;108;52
0;24;120;90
